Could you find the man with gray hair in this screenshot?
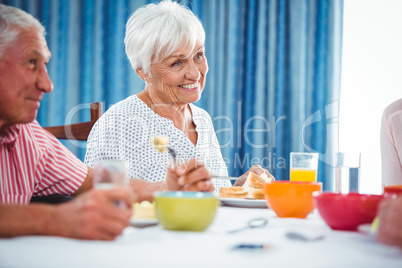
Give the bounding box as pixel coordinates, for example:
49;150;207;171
0;3;214;240
0;3;136;240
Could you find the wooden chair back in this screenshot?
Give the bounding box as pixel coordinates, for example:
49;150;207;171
43;102;102;141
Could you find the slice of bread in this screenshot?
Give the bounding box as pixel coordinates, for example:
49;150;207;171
247;188;265;199
243;172;266;189
219;172;272;200
242;172;273;189
219;186;248;199
132;201;156;219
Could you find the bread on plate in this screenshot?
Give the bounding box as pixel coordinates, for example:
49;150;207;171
132;201;156;219
219;186;248;199
219;172;272;200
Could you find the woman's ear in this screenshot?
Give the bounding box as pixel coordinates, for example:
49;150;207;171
135;69;148;81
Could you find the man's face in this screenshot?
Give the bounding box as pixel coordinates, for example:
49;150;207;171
0;28;53;130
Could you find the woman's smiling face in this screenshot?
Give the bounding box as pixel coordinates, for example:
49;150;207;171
147;42;208;106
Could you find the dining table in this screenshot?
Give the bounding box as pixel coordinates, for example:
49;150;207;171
0;202;401;268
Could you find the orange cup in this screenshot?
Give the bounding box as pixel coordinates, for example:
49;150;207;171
265;181;322;218
383;185;402;197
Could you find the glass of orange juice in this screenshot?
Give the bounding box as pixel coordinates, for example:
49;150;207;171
290;152;319;182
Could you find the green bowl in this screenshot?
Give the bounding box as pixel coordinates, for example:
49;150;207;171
153;191;219;232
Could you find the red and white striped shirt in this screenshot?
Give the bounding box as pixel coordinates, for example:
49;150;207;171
0;121;88;204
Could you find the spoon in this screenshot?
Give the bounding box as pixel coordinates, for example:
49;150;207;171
285;231;325;242
227;218;268;234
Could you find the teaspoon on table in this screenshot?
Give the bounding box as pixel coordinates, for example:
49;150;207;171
227;218;268;234
285;231;325;242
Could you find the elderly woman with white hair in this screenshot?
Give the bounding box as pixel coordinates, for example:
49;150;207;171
85;0;273;197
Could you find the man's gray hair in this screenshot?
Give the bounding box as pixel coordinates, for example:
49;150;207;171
124;0;205;77
0;4;45;58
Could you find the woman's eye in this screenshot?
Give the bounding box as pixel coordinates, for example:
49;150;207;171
29;59;37;65
197;52;204;58
171;61;182;67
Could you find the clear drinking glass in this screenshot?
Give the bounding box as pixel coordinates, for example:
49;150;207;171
290;152;319;182
93;159;129;208
335;152;361;193
93;159;129;189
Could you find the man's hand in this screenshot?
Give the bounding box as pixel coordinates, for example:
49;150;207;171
166;159;214;192
377;195;402;249
55;187;136;240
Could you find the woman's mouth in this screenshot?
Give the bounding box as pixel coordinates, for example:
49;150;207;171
179;82;199;91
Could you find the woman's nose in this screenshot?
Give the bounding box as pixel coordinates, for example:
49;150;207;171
185;61;200;80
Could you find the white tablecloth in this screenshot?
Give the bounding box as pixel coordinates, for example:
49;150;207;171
0;206;401;268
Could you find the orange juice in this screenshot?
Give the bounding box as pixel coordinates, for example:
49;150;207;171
290;169;317;182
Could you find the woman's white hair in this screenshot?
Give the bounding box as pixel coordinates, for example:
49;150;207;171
0;4;45;58
124;0;205;77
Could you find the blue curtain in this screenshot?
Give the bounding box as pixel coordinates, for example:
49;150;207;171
1;0;343;190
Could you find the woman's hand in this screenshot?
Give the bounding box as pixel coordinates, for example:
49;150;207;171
234;164;275;186
166;158;214;192
377;195;402;249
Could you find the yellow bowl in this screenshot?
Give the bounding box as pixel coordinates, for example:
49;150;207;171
153;191;219;231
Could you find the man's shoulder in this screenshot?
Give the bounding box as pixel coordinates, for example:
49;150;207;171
16;121;43;135
1;121;60;155
384;98;402;114
28;120;45;130
382;99;402;135
24;121;61;144
383;98;402;123
27;121;52;135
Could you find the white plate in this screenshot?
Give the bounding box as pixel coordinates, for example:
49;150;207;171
130;218;159;228
219;198;268;208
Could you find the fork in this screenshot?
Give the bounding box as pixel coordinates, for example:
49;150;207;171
166;146;179;167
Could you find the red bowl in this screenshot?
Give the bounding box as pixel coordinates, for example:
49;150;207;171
313;192;384;231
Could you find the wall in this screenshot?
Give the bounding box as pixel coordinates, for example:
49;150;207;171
340;0;402;194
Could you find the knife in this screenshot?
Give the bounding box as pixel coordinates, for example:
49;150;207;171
212;176;245;181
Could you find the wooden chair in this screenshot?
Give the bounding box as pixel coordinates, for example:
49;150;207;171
43;102;102;141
